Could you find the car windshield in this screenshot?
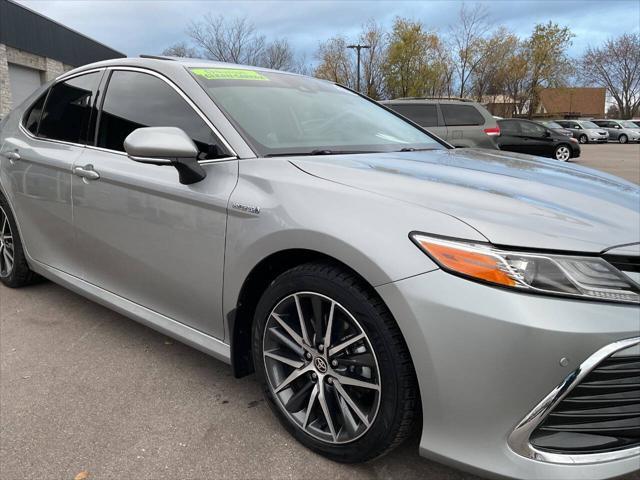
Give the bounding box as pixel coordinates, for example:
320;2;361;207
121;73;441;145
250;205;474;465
621;120;639;128
580;121;599;129
190;67;442;156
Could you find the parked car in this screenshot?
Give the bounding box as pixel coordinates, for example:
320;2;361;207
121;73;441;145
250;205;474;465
534;120;573;137
497;118;581;161
380;98;499;149
1;58;639;480
554;119;609;143
592;119;640;143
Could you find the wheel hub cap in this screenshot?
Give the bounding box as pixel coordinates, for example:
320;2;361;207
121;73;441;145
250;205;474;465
263;292;381;444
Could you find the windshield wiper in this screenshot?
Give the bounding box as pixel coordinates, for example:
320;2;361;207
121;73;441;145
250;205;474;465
396;147;438;152
265;149;379;157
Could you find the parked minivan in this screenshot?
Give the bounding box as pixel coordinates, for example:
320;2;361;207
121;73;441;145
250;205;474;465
381;98;499;149
555;120;609;144
592;119;640;143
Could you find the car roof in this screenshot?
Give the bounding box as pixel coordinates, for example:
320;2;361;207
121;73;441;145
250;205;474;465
57;56;306;82
381;98;480;105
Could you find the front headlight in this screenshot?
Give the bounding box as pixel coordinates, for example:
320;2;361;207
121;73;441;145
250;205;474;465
410;233;639;304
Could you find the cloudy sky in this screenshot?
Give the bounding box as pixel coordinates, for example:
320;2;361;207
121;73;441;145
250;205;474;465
16;0;640;63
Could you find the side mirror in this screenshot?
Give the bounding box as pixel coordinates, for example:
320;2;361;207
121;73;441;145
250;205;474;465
124;127;206;185
544;130;551;137
574;125;582;130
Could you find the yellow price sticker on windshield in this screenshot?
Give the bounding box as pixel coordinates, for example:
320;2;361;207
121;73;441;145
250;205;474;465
192;68;269;81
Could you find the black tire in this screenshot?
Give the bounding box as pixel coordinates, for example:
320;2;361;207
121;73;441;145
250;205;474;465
252;262;419;463
578;134;588;144
0;193;40;288
619;134;628;144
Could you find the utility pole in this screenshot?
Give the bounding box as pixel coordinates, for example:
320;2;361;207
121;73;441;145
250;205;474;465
347;44;370;93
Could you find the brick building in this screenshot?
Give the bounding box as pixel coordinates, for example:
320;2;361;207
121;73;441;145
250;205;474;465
0;0;124;117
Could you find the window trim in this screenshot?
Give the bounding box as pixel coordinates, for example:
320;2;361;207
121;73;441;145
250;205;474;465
20;66;238;164
20;67;106;149
387;103;440;127
91;66;238;163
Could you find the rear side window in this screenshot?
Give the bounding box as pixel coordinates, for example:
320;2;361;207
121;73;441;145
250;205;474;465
441;104;485;126
97;70;225;159
38;72;101;144
498;120;519;135
23;92;47;135
387;104;438;127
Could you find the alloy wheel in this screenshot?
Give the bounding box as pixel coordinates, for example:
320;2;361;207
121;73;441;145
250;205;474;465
578;135;588;144
555;146;571;161
619;135;628;144
262;292;381;444
0;206;14;277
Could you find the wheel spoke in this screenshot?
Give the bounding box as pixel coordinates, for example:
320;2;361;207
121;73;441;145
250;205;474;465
269;327;304;357
4;248;12;265
318;383;337;441
311;295;323;342
328;332;365;357
323;301;335;351
334;387;359;436
274;364;312;394
333;379;370;427
271;312;312;354
293;294;311;346
334;352;375;367
264;350;305;369
333;372;380;391
302;384;319;429
285;379;315;413
1;215;6;236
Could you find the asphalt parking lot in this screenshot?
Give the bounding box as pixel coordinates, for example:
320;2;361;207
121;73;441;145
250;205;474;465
1;143;639;480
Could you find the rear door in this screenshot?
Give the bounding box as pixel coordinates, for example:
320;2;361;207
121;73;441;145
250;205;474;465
0;70;102;274
440;103;485;147
71;68;237;339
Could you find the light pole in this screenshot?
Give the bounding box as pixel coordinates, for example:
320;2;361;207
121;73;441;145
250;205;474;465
347;44;370;93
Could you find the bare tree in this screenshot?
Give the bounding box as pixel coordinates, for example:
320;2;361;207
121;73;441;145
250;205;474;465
450;3;490;98
162;41;199;58
187;14;266;65
580;33;640;119
471;28;518;102
262;38;296;71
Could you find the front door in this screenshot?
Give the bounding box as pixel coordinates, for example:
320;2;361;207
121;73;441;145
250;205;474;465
72;69;237;339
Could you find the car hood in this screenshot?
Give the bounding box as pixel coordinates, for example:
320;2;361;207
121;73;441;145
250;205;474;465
291;148;640;253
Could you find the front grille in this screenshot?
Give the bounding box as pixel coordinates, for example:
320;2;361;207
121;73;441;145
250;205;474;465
530;354;640;454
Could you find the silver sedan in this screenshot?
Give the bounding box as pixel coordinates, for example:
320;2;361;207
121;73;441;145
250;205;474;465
0;58;639;480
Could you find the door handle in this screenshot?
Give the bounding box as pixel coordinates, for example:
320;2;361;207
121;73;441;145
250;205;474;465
2;151;20;164
73;165;100;181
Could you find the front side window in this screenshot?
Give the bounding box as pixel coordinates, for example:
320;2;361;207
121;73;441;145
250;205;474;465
440;104;485;126
97;71;227;159
38;72;101;144
191;68;441;156
387;104;438;127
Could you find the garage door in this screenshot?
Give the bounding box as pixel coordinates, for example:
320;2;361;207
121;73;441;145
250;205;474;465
8;63;43;108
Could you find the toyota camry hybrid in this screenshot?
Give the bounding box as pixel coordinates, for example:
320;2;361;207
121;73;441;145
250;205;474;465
0;58;639;480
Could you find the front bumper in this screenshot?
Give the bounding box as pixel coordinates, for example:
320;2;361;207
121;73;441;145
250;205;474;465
377;269;639;480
